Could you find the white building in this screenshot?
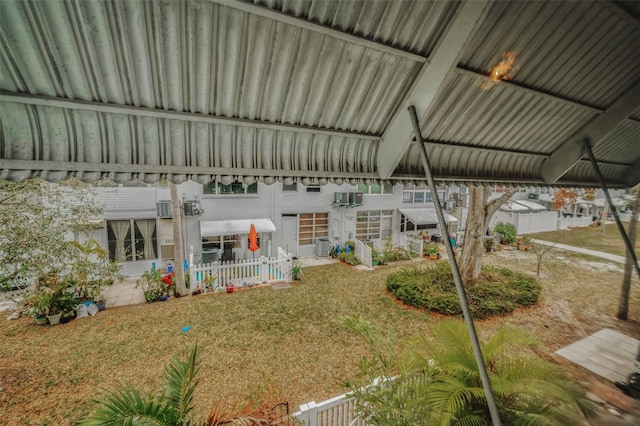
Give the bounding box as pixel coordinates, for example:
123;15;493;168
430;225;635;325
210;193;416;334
95;181;461;275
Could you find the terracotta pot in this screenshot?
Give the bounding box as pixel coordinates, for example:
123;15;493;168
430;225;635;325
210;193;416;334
226;285;234;293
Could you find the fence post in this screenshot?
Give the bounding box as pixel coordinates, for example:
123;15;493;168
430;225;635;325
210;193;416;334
260;256;268;285
297;401;318;426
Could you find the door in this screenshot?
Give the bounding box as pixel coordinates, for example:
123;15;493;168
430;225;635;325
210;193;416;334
281;215;298;257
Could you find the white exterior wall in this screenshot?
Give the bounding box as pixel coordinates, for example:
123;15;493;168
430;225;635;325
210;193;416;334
102;183;597;274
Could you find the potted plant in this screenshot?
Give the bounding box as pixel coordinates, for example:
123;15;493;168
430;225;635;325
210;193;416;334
494;222;517;245
483;238;494;253
291;264;303;281
424;243;439;260
26;273;78;325
25;290;52;325
136;269;166;302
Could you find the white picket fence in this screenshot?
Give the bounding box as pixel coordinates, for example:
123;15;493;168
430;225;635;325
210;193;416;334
557;216;593;229
354;240;372;269
189;248;292;293
403;234;424;255
293;394;366;426
292;377;400;426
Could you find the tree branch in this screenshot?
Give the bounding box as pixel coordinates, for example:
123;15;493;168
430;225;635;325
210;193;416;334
486;187;518;218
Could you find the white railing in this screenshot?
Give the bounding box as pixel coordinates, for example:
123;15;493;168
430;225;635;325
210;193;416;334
403;234;423;256
557;216;593;229
293;393;366;426
355;240;372;269
292;377;401;426
278;246;289;259
189;250;292;293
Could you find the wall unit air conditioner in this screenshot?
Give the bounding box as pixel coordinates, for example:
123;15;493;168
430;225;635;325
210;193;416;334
348;192;363;206
183;200;204;216
333;192;349;206
157;201;172;218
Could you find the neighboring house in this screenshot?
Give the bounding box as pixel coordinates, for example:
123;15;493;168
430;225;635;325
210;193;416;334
94;181;460;275
488;187;629;235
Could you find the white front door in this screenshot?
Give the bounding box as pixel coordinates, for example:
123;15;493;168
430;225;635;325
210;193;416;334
281;215;298;257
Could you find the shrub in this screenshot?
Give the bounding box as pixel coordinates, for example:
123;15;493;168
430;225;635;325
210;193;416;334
386;263;541;319
338;252;360;265
494;222;518;244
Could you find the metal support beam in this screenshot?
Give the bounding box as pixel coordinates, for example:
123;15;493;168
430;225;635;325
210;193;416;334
0;159;379;180
377;0;489;179
584;140;640;281
623;158;640;188
408;105;502;426
0;90;380;141
541;80;640;184
212;0;426;63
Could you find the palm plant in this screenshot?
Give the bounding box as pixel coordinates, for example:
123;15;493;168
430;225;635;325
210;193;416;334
344;317;596;426
79;345;201;425
79;345;294;425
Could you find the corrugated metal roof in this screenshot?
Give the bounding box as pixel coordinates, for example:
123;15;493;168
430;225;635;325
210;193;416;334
1;0;639;188
399;208;457;224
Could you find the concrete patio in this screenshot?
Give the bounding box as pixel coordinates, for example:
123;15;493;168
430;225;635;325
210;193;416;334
556;328;639;384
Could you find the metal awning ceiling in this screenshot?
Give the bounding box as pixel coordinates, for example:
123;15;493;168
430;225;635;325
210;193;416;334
1;0;639;187
399;208;458;224
200;218;276;237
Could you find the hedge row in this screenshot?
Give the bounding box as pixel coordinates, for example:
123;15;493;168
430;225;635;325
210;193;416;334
386;262;541;319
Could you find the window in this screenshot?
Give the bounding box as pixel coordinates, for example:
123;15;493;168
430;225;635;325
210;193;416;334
283;183;297;192
402;185;446;204
203;180;258;195
357;183;394;195
399;215;437;232
202;234;241;251
107;219;157;262
356;210;393;240
298;212;328;245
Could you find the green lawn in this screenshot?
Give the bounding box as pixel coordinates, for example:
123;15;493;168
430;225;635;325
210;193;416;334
1;249;638;425
529;223;638;257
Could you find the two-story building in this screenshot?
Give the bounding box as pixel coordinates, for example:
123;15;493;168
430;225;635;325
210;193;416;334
95;180;461;275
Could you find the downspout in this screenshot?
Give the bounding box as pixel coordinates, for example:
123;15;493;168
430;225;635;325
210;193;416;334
408;105;502;426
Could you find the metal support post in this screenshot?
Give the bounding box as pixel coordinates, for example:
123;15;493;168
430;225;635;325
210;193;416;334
408;105;502;426
583;139;640;280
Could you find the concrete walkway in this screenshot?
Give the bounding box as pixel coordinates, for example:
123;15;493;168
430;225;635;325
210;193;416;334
556;329;638;384
531;239;637;265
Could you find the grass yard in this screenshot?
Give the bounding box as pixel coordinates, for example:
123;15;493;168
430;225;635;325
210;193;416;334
1;245;639;425
529;222;639;257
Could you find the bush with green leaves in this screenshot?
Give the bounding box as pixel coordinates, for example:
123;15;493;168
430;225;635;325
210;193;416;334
338;251;360;266
343;317;596;426
0;179;103;292
493;221;518;244
386;262;541;319
136;269;169;302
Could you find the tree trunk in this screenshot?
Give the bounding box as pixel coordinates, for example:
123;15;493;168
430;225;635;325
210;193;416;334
459;186;517;285
617;190;639;320
170;182;187;297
